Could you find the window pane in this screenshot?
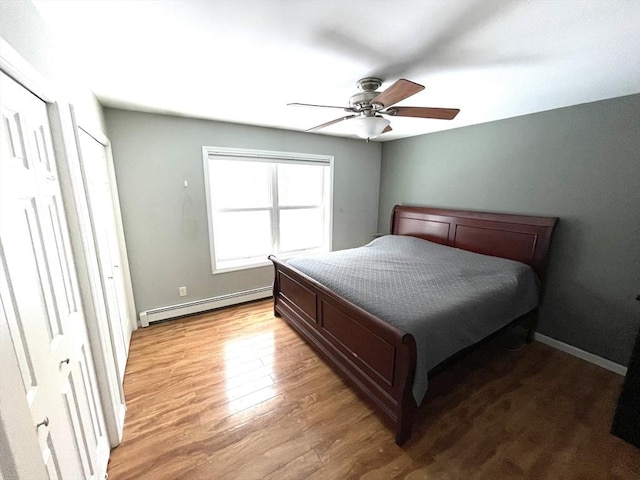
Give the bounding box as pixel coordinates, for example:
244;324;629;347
213;210;272;261
209;160;271;209
278;164;325;207
279;208;324;252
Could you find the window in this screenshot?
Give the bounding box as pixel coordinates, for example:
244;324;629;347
203;146;333;273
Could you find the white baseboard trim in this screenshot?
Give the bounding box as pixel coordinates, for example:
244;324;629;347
139;286;272;327
534;333;627;376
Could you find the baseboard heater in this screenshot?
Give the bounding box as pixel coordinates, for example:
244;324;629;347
139;286;272;327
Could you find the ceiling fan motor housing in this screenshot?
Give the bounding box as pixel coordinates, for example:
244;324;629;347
350;77;384;114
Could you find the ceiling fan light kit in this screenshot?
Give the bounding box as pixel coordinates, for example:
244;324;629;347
290;77;460;139
353;115;390;139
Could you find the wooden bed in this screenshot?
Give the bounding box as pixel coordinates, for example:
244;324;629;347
269;205;557;445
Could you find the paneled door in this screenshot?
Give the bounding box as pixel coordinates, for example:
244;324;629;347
78;130;130;382
0;71;109;478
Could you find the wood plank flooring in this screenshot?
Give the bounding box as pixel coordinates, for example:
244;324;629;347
107;300;640;479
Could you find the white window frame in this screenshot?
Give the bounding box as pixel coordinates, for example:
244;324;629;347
202;146;334;274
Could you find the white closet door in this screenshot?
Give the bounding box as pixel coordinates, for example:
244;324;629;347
0;71;109;479
78;130;130;381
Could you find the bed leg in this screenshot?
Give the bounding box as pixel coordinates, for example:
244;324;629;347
525;309;538;344
395;388;416;446
270;270;281;318
395;335;417;446
272;299;281;318
395;418;412;446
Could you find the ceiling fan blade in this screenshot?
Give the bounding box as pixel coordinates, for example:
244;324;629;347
306;115;357;132
382;125;392;134
371;79;424;108
288;102;349;110
386;106;460;120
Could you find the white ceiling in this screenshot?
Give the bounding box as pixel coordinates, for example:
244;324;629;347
34;0;640;141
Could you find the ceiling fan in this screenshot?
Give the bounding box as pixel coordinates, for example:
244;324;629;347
289;77;459;139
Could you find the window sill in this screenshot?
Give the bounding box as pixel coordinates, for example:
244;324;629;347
213;259;272;275
213;248;327;275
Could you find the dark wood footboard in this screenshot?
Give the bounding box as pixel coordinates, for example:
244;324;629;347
269;255;418;445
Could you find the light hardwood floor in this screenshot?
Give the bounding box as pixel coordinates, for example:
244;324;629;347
107;300;640;479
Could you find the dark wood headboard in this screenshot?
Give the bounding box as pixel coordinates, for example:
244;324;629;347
391;205;557;280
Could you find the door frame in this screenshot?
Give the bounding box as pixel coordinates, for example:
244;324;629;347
0;38;125;453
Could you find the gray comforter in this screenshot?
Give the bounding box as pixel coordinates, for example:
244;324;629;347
287;235;539;405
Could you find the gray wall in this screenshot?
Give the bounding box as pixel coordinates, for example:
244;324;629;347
104;109;381;314
378;94;640;366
